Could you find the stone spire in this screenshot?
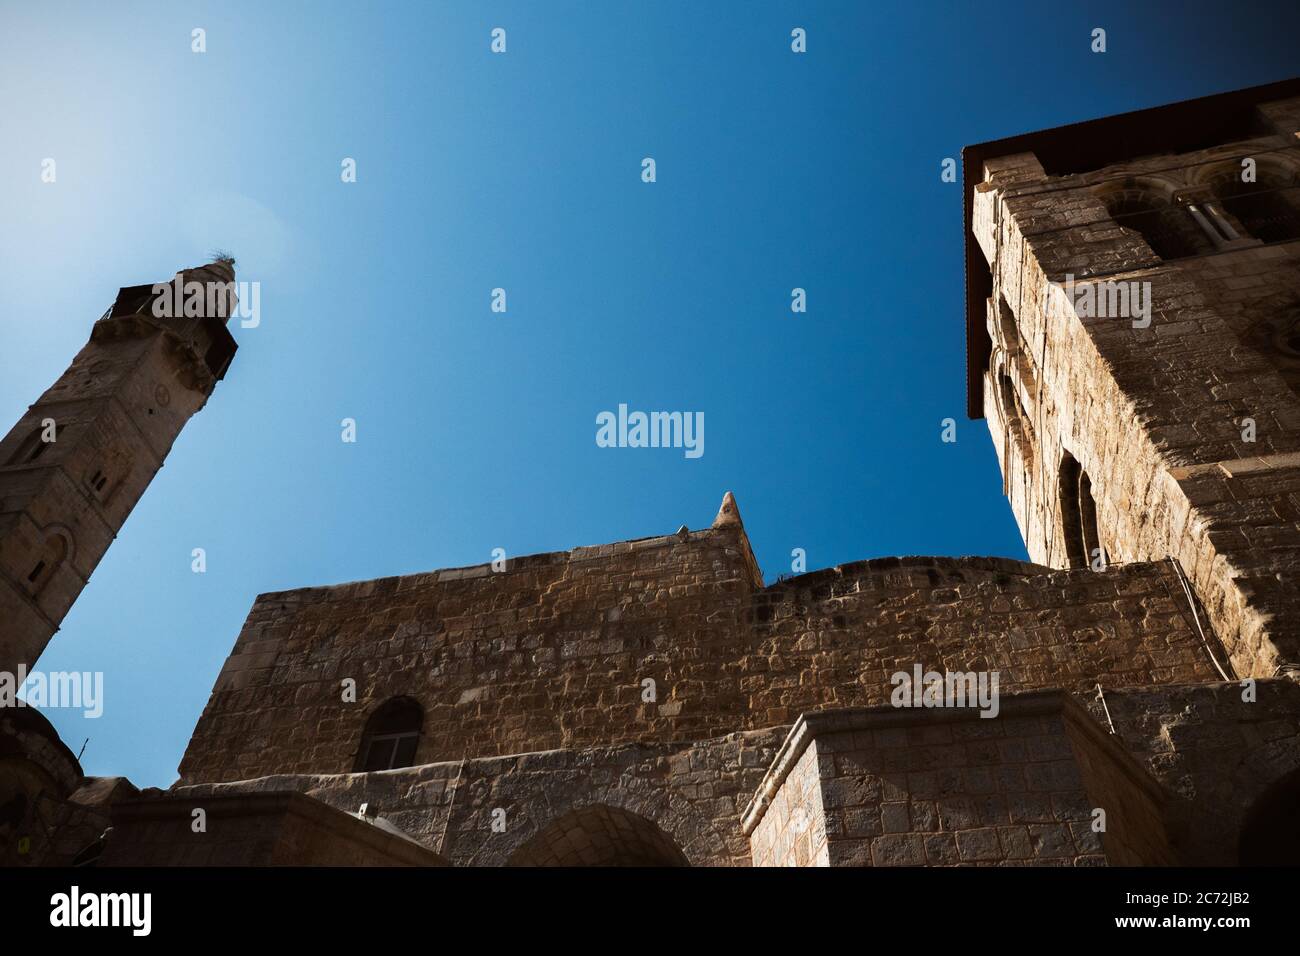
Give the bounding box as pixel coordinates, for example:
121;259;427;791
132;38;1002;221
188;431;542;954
712;491;744;530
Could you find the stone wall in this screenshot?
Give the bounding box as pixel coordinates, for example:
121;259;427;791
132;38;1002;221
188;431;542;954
180;514;763;784
743;692;1174;867
173;726;789;866
169;680;1300;867
1095;678;1300;864
178;502;1221;785
747;737;827;867
98;791;447;866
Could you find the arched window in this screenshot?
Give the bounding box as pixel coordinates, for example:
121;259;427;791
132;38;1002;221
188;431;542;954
354;697;423;772
997;367;1035;463
1239;767;1300;865
83;448;131;504
25;533;69;597
9;423;61;466
1098;186;1215;260
1058;451;1104;569
996;295;1021;354
998;370;1027;426
1210;171;1300;244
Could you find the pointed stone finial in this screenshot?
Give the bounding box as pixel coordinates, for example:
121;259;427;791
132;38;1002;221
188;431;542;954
712;491;743;530
675;525;690;540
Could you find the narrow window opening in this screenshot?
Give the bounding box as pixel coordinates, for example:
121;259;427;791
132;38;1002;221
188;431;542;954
11;423;62;465
1058;452;1107;569
23;534;69;597
1079;472;1105;568
355;697;424;772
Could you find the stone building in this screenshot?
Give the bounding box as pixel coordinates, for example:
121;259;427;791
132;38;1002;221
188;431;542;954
4;79;1300;867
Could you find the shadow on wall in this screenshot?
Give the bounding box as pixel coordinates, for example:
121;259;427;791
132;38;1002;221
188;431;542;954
1238;765;1300;865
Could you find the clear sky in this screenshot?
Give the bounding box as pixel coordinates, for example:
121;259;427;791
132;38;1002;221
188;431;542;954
2;1;1297;787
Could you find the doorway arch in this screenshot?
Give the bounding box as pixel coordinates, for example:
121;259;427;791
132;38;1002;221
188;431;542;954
507;804;689;867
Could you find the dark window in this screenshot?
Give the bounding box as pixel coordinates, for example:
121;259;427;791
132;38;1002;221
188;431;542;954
355;697;423;772
10;424;61;465
999;371;1027;426
1101;189;1215;260
1239;768;1300;865
1212;179;1300;244
1058;452;1104;569
24;534;69;596
1079;471;1104;568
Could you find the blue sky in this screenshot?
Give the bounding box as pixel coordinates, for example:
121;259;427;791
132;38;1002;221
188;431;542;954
3;1;1297;786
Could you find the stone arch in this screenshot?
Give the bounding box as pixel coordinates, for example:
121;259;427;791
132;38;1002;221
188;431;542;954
992;351;1034;470
1057;449;1104;569
506;804;689;867
1188;155;1300;245
451;755;745;867
1191;152;1300;193
1170;691;1300;865
1210;163;1300;244
1093;176;1215;260
83;444;134;506
25;526;73;598
8;421;62;466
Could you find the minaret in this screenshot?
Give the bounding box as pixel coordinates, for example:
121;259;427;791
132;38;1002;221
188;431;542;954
0;259;240;674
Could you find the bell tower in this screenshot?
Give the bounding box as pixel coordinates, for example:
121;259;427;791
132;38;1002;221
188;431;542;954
0;260;240;674
964;81;1300;679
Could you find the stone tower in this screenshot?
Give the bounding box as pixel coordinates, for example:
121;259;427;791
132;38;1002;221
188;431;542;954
0;261;240;674
965;79;1300;681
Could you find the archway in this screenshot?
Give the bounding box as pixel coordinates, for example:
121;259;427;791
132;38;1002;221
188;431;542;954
1096;183;1215;260
507;805;689;867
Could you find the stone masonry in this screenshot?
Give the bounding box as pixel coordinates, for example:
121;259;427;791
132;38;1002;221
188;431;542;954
177;508;1217;785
